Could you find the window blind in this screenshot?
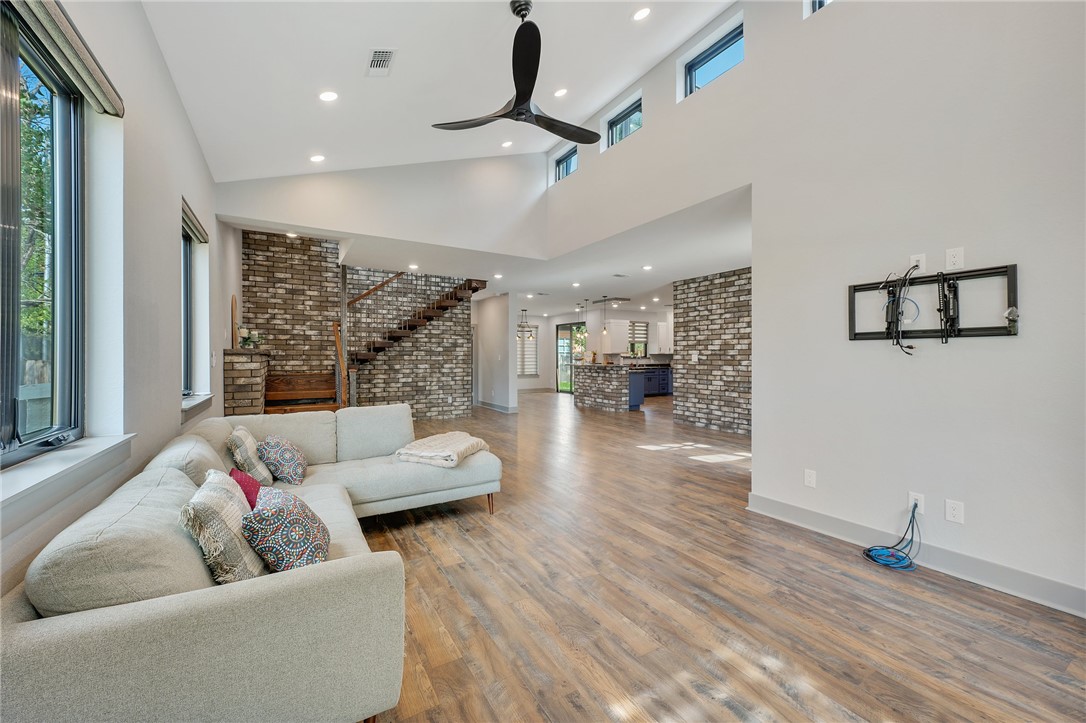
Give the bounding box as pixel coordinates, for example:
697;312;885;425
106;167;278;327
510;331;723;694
517;326;538;375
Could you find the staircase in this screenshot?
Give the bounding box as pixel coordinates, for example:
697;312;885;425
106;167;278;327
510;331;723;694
349;278;486;367
263;276;486;414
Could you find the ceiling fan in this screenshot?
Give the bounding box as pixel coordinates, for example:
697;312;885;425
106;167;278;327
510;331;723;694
432;1;601;145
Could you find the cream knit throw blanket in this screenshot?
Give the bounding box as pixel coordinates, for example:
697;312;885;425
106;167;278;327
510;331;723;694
396;431;489;468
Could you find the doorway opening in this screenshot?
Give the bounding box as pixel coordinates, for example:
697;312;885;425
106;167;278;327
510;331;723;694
556;322;587;393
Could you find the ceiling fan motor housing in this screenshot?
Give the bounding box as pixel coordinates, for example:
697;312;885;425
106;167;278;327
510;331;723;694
510;1;533;20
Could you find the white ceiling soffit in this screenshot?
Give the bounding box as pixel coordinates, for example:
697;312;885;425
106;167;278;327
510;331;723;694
143;1;729;183
230;183;752;317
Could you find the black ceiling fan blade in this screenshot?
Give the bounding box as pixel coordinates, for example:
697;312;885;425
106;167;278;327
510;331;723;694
532;111;601;144
511;20;541;107
433;97;516;131
432;117;502;131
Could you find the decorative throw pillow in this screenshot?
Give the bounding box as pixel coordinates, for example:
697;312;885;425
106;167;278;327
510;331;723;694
242;487;330;572
226;425;273;485
229;468;262;509
179;470;268;583
257;434;308;485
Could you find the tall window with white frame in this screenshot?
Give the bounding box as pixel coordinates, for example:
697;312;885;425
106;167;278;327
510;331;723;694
1;6;84;468
517;326;539;376
607;99;642;146
555;147;577;182
685;24;744;96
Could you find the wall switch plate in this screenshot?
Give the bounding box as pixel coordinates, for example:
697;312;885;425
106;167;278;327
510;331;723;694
804;469;817;488
946;247;965;270
945;499;965;524
908;492;925;514
910;254;926;273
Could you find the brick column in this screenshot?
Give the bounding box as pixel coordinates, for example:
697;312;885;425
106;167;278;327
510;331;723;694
223;349;270;415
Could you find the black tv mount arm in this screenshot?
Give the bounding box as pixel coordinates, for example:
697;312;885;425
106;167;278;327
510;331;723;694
849;264;1017;343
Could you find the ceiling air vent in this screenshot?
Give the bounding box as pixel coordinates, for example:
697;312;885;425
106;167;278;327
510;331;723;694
367;49;396;77
612;273;629;278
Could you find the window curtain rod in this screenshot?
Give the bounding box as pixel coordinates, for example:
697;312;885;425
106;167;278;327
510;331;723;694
6;0;123;116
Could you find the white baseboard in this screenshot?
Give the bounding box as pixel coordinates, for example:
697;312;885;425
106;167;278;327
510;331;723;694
477;401;518;414
747;493;1085;618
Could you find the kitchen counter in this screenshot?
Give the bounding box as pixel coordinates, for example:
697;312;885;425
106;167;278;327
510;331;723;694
573;364;639;412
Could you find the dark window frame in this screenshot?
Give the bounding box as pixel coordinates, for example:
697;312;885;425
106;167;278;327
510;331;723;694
811;0;828;14
554;147;577;182
607;99;643;147
684;24;745;97
1;6;85;469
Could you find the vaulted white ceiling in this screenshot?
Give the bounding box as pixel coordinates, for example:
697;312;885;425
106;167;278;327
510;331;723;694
143;1;729;183
145;1;747;314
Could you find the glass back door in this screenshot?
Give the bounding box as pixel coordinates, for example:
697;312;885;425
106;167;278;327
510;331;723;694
556;322;587;393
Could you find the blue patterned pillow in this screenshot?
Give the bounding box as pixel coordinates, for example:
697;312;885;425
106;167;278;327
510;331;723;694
242;488;329;572
257;435;308;485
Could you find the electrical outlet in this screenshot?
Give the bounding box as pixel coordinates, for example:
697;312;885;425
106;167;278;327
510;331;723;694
945;499;965;524
909;254;926;273
804;469;817;488
945;247;965;270
908;492;925;514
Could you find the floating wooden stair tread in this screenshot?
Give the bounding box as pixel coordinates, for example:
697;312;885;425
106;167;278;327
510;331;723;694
388;329;413;338
405;319;427;328
437;299;459;308
369;340;395;349
352;352;378;361
420;309;444;318
455;290;473;299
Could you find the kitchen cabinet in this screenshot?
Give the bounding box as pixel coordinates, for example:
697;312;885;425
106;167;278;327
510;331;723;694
652;321;674;354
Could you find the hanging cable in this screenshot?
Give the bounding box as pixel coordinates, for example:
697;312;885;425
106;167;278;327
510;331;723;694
863;501;921;571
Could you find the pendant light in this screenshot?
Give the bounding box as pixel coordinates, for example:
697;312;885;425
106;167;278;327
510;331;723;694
601;296;608;335
516;309;533;340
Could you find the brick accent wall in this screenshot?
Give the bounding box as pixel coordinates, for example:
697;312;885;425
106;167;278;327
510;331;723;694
348;269;471;419
572;365;630;412
223;349;270;415
242;232;340;375
672;267;752;434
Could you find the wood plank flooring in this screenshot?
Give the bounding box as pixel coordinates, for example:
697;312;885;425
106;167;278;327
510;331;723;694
362;393;1085;722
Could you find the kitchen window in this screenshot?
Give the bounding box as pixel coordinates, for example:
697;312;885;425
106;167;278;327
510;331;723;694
517;325;538;376
684;24;744;96
607;99;642;146
628;321;649;358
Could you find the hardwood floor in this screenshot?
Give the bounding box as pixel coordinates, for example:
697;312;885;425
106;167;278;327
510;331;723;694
362;393;1085;722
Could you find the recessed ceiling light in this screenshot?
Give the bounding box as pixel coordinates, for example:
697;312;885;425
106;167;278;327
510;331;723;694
501;140;513;148
572;282;580;287
554;88;567;97
494;274;503;279
633;8;651;22
526;294;534;299
543;313;548;317
310;154;325;163
285;232;298;238
408;264;418;270
612;303;618;308
642;265;653;270
652;297;660;302
319;91;338;102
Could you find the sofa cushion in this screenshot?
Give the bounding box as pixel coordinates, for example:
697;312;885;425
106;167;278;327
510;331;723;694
229;468;262;508
227;426;274;485
180;470;269;583
258;434;308;485
242;488;330;571
289;484;370;560
188;417;236;469
24;468;215;617
336;404;414;461
228;411;338;465
298;451;502;505
144;434;227;485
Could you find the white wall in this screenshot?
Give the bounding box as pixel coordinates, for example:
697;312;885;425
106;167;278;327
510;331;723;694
472;296;518;412
2;2;221;591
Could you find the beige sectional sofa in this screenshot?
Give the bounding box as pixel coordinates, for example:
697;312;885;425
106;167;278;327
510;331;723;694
0;402;500;722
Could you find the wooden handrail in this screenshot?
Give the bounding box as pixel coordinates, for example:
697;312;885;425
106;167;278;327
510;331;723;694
347;271;405;308
332;320;348;408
